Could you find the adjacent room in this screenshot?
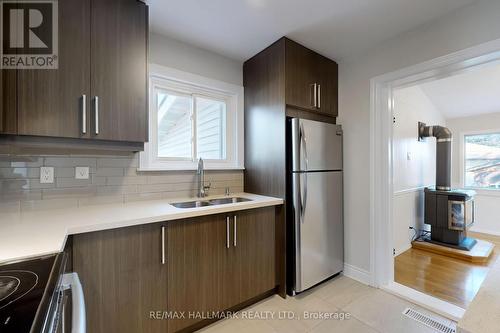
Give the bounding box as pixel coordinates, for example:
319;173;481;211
393;60;500;309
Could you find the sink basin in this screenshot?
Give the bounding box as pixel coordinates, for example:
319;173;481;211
171;197;252;208
171;200;210;208
208;197;251;205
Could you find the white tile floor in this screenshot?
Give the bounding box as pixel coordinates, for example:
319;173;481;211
197;275;456;333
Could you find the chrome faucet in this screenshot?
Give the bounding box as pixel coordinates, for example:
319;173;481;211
197;158;211;198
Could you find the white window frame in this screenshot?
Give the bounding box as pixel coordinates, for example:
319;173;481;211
460;128;500;194
140;64;244;171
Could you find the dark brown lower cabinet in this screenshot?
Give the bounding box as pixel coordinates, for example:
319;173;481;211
73;224;168;333
166;214;227;333
72;206;277;333
168;207;276;332
238;207;276;301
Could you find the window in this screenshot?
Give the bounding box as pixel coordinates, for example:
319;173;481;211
140;65;244;171
464;133;500;189
156;92;226;160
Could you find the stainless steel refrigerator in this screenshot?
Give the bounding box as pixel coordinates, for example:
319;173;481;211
290;118;344;294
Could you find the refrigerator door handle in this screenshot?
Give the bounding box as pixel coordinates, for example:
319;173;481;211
299;123;308;218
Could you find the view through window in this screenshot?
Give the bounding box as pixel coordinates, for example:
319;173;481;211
156;89;227;161
465;133;500;189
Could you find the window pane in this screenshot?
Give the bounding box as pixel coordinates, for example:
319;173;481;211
196;97;226;160
465;133;500;189
157;90;192;159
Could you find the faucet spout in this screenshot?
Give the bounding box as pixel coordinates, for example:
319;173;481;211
197;158;210;197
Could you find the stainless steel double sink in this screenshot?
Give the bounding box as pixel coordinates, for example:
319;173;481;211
171;197;251;209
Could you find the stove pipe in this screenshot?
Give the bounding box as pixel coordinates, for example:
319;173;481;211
419;122;452;191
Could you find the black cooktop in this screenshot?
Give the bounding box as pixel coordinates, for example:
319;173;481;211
0;255;56;333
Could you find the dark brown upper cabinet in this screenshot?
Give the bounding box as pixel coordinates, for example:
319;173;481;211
284;38;338;117
2;0;148;143
0;69;17;134
17;0;90;138
90;0;148;142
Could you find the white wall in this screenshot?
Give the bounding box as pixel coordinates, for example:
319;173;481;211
447;112;500;235
338;0;500;273
150;33;243;85
392;86;446;255
393;86;446;192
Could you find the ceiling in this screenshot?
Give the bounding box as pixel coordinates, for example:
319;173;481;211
148;0;476;61
418;61;500;119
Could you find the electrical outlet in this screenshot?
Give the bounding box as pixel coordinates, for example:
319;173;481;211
75;166;90;180
40;167;54;184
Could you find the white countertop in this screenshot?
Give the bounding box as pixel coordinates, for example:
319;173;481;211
0;193;283;264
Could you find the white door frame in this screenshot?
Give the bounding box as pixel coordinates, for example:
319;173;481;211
370;38;500;319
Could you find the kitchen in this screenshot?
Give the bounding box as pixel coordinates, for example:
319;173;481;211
2;1;500;333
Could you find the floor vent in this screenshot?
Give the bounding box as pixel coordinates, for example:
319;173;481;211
402;308;456;333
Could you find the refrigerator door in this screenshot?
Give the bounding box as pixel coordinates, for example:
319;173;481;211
291;118;342;172
293;170;343;293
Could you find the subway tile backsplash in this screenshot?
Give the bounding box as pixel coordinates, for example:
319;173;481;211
0;153;244;212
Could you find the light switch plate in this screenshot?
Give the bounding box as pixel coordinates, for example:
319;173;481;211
40;167;54;184
75;166;90;180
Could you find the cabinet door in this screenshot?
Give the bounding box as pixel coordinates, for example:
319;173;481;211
17;0;90;138
220;215;242;310
0;69;16;134
167;215;226;333
90;0;148;142
285;39;319;112
316;56;338;117
237;207;276;301
73;224;168;333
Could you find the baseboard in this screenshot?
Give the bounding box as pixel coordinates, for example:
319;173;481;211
343;263;372;286
469;226;500;237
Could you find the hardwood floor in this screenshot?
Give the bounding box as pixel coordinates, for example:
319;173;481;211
394;232;500;308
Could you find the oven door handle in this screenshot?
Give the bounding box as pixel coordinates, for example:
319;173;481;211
62;272;86;333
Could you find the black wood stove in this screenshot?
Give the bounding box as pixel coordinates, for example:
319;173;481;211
424;187;476;250
419;122;477;251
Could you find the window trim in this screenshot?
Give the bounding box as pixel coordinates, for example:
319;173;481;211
460;129;500;191
139;64;244;171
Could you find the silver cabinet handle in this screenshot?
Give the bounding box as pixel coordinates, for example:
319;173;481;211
317;84;321;109
81;95;86;134
313;83;317;107
94;96;99;135
226;217;230;249
161;226;166;264
233;215;237;247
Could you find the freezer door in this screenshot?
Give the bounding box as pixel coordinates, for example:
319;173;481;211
293;171;343;293
291;118;343;172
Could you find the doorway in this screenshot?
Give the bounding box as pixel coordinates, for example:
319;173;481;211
370;38;500;320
